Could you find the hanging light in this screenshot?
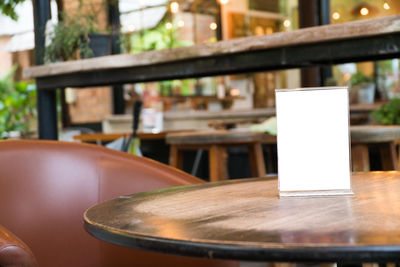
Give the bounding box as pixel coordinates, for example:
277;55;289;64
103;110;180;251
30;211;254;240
332;11;340;20
178;20;185;28
210;22;218;30
218;0;229;5
283;19;291;28
166;22;173;29
360;7;369;15
128;25;136;32
170;1;179;13
230;88;240;96
383;1;390;10
139;0;146;7
351;3;377;17
351;3;377;16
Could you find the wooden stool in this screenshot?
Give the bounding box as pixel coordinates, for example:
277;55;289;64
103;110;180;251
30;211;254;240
166;130;267;182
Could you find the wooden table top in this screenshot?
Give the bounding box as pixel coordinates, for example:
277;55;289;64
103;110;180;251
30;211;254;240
166;130;268;145
73;132;166;142
72;125;400;144
350;125;400;143
73;131;193;142
84;172;400;262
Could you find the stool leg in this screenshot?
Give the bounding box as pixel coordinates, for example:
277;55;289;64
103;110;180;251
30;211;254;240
380;142;398;170
169;146;184;170
351;144;370;172
248;143;266;177
191;149;204;176
209;145;228;182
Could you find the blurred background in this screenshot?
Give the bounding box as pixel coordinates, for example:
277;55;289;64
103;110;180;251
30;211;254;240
0;0;399;138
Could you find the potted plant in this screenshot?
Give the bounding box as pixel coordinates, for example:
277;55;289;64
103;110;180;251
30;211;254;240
45;1;111;63
0;67;37;139
350;72;375;104
371;98;400;125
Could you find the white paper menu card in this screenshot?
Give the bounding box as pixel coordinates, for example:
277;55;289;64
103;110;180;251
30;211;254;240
275;87;352;197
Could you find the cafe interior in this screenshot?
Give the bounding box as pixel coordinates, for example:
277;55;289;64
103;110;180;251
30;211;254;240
1;0;400;266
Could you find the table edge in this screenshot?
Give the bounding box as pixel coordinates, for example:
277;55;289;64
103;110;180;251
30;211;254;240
83;219;400;262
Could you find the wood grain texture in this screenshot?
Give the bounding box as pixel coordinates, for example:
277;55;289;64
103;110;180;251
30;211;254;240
84;172;400;262
25;16;400;79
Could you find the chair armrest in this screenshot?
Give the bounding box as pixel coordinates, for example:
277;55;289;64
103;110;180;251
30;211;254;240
0;225;37;267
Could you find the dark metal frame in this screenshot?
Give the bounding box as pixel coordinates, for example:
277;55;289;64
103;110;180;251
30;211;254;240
108;0;125;115
33;0;58;139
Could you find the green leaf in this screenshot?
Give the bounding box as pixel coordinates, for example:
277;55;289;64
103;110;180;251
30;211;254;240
0;67;37;136
0;0;26;21
371;98;400;125
350;72;373;86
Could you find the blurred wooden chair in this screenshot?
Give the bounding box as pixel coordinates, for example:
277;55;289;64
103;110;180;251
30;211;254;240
167;130;267;181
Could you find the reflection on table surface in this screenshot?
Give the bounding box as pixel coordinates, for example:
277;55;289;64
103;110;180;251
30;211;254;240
84;171;400;262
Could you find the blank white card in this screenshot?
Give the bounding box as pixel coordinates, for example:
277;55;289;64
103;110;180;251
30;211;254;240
275;87;352;197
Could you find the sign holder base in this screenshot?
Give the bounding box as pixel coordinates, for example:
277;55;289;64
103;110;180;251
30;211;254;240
279;189;354;198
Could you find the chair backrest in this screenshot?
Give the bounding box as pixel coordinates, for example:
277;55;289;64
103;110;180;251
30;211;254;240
0;224;37;267
0;140;237;267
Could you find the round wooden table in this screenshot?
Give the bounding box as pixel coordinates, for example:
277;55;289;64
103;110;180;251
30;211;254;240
84;172;400;263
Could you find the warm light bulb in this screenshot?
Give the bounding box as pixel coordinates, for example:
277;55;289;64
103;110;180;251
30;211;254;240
283;19;291;28
166;22;173;29
332;11;340;20
383;2;390;10
210;22;217;30
128;25;136;32
360;7;369;16
218;0;229;5
170;1;179;13
178;20;185;28
139;0;146;7
230;88;240;96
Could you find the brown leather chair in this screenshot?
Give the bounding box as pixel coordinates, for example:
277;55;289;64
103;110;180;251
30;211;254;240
0;140;238;267
0;224;37;267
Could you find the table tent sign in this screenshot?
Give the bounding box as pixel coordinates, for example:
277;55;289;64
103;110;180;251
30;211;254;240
275;87;353;197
